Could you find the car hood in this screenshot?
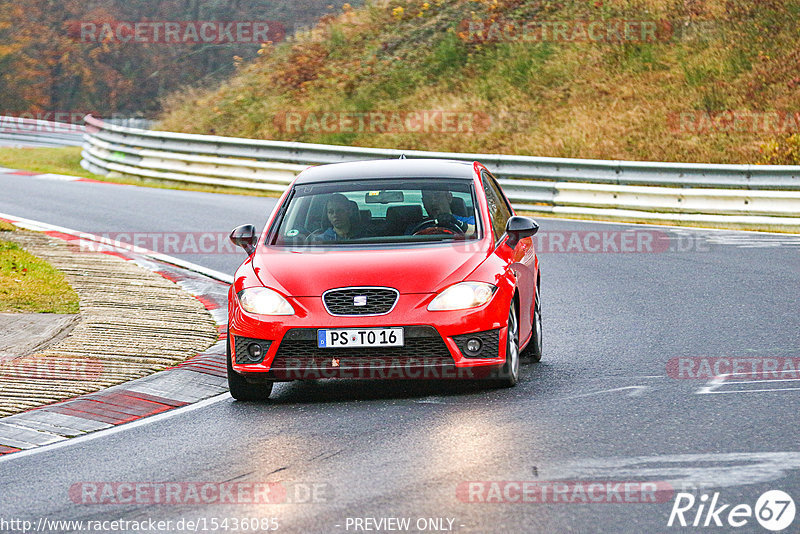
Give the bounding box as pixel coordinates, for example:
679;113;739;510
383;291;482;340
250;245;488;296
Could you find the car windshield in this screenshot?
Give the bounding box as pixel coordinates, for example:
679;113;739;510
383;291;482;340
270;178;480;246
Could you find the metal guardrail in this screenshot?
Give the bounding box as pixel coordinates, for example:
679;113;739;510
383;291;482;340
0;116;85;148
81;115;800;230
103;117;156;130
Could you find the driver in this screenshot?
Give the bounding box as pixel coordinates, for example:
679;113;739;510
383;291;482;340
410;189;475;234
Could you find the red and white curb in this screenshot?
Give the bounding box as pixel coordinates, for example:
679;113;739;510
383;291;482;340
0;213;233;456
0;166;111;184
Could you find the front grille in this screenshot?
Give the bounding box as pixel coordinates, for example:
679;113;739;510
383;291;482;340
234;336;272;364
271;326;453;370
452;329;501;358
323;287;399;316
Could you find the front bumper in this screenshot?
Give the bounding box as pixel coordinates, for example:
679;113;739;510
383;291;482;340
228;288;510;380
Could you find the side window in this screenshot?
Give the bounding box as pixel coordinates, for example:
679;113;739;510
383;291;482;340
481;172;511;241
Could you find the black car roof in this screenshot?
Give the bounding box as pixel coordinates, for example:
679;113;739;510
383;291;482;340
294;159;477;184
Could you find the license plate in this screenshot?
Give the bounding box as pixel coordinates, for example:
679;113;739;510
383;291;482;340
317;328;404;348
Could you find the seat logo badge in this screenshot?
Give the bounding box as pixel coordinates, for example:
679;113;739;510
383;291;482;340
332;358;340;367
354;295;367;307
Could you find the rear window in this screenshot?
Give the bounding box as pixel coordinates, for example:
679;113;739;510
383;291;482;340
269;179;481;247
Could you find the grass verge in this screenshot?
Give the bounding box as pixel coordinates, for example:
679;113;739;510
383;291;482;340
0;225;80;313
0;146;95;178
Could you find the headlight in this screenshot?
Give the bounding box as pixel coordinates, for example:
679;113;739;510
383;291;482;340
237;287;295;315
428;282;497;311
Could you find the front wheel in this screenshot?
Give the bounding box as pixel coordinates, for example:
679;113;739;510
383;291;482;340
522;286;542;362
227;336;273;401
493;305;520;387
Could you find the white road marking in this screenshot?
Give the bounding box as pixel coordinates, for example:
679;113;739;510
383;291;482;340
544;452;800;490
30;173;81;182
707;387;800;394
667;228;800;249
414;397;448;404
695;375;727;394
557;385;650;400
0;393;231;464
696;373;800;395
726;378;800;384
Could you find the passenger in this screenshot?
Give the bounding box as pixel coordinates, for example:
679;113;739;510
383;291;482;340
318;194;364;241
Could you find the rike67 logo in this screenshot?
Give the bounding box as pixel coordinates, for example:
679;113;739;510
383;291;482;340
668;490;796;531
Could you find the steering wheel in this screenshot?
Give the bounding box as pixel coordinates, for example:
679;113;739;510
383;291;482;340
410;216;466;236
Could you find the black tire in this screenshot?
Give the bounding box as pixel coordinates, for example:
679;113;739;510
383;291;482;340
522;286;542;363
226;336;273;401
494;304;520;387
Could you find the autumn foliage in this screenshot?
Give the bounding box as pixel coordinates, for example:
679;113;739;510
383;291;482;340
0;0;358;118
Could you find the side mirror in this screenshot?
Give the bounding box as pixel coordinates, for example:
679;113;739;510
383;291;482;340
505;216;539;249
230;224;258;255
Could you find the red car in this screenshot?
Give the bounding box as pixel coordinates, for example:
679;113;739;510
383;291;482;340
226;159;541;400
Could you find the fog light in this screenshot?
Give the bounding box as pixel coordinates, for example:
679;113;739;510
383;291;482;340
247;343;263;360
466;338;482;354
